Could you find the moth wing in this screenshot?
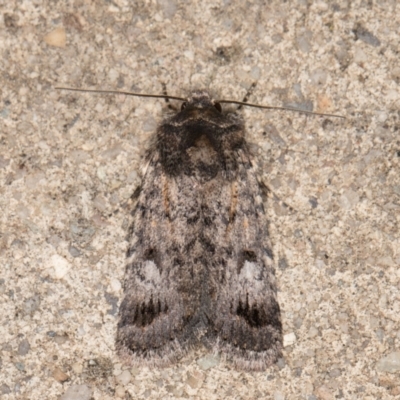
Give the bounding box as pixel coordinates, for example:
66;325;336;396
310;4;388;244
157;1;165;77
117;154;203;366
207;149;282;370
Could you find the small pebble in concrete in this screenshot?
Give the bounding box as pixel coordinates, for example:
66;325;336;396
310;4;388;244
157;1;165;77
60;384;92;400
196;353;220;370
377;351;400;372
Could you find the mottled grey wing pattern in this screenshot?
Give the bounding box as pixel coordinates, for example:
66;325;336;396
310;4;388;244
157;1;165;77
117;90;282;370
205;148;282;370
117;154;205;366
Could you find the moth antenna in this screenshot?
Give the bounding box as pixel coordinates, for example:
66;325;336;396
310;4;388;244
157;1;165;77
216;98;345;119
56;86;344;119
55;86;186;102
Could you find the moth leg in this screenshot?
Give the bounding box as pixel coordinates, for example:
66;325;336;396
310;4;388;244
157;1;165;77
162;82;178;111
237;82;257;110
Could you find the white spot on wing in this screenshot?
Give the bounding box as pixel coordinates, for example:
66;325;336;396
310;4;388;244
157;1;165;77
143;260;161;283
240;261;262;281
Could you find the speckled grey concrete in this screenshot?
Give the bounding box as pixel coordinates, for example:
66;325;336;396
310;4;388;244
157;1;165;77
1;1;400;399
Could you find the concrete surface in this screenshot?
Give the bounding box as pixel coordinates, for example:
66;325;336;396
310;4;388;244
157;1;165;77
1;1;399;399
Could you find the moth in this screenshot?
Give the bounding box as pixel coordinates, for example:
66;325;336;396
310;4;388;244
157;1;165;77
57;85;342;371
118;89;282;371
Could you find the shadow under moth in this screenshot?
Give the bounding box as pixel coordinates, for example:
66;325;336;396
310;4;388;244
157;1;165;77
57;85;342;371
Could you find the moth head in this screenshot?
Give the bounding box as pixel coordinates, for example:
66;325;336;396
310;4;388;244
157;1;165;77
182;90;222;113
180;101;222;113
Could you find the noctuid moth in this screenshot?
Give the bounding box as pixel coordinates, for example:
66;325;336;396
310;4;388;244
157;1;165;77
57;85;343;371
119;89;281;371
